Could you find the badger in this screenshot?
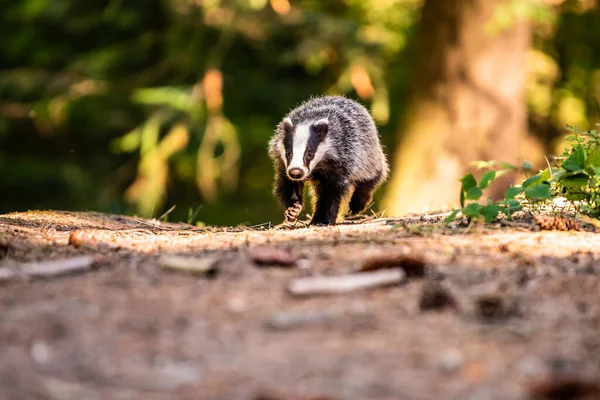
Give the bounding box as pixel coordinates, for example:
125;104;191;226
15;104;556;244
268;96;389;226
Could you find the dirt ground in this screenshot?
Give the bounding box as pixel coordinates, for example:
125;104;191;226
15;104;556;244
1;210;600;400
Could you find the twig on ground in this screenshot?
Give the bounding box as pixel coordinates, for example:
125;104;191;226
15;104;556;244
0;256;95;282
358;251;426;277
248;222;272;230
159;254;219;276
288;269;405;297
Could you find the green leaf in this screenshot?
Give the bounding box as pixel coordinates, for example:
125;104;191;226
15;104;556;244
522;173;543;188
479;204;504;223
110;127;141;153
460;174;477;191
550;169;567;182
462;203;481;218
499;162;517;170
586;147;600;170
479;171;496;189
524;183;552;200
460;173;477;207
540;169;551;182
565;192;590;201
132;87;196;112
506;204;523;215
444;210;460;224
506;199;521;208
565;135;577;141
559;173;590;188
561;146;586;172
591;167;600;177
503;198;523;217
466;187;483;200
521;161;534;170
505;186;523;199
470;160;496;169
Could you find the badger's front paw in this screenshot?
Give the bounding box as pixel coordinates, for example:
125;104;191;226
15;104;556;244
284;202;303;224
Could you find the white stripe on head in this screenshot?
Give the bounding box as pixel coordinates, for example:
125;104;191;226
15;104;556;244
309;136;332;171
288;123;310;173
307;118;330;172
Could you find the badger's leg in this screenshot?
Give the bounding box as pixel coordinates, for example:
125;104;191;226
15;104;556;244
311;179;349;226
349;176;381;215
274;169;304;223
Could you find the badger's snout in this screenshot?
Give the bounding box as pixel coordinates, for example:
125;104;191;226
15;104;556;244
287;167;306;181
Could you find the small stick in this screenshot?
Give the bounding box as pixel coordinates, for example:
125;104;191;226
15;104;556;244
0;256;95;282
157;205;177;222
358;252;426;277
159;254;219;275
248;222;272;229
288;269;405;297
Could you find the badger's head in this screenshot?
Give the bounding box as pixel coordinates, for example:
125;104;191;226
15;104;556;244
277;117;330;181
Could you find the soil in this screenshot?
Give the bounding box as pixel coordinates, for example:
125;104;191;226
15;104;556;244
1;210;600;400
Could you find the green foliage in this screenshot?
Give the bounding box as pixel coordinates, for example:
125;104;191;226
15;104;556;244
554;125;600;213
3;1;600;226
447;124;600;225
446;160;529;224
0;0;419;224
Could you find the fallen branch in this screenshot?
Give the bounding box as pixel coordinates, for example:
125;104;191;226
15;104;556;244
288;269;405;297
0;256;95;282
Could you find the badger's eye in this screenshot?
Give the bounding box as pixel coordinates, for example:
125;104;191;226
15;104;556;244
285;150;291;158
307;150;314;158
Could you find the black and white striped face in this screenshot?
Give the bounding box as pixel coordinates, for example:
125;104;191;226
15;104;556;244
278;117;330;181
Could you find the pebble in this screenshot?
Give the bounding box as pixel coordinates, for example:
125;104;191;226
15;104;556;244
227;296;247;313
438;349;464;373
31;340;51;364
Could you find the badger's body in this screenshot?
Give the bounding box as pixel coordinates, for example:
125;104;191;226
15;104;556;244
268;96;389;225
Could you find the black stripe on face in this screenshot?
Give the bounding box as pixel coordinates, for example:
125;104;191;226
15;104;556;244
303;121;328;166
282;120;294;164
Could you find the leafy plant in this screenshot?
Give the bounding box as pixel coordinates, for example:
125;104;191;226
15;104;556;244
446;124;600;224
553;125;600;214
446;162;527;224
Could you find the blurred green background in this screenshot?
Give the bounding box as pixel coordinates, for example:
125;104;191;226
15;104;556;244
1;0;600;226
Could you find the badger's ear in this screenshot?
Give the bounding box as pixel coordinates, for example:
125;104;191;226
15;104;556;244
282;118;293;133
312;118;329;136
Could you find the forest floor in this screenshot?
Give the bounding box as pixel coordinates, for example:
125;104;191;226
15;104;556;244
0;210;600;400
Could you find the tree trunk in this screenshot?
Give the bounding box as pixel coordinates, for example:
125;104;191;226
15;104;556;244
383;0;530;215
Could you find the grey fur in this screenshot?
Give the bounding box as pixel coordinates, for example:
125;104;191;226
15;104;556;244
268;95;389;225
